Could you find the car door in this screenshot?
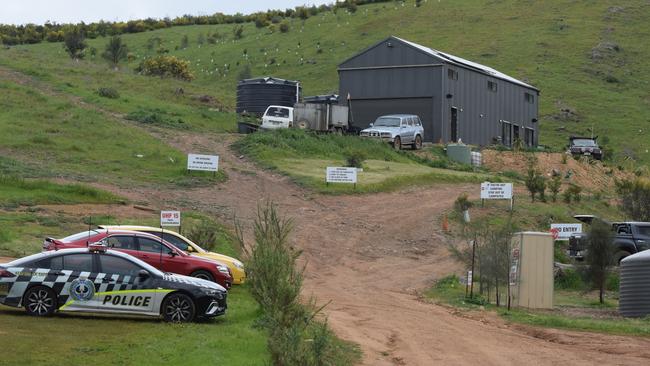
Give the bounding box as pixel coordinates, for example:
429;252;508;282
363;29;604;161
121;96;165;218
104;235;139;258
58;253;102;313
136;237;188;275
96;254;155;314
401;117;413;143
633;225;650;251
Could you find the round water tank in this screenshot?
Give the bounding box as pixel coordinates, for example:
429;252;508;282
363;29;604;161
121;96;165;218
619;250;650;317
236;77;300;117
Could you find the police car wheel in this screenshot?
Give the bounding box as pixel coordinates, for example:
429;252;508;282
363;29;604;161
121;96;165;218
162;293;196;323
24;286;57;317
190;270;214;282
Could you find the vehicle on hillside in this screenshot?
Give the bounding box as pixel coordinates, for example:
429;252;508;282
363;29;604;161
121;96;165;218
568;215;650;263
359;114;424;150
568;136;603;160
260;103;349;133
0;246;227;322
98;225;246;285
43;230;233;288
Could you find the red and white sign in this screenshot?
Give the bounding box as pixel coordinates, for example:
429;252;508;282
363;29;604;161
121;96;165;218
160;211;181;227
550;223;582;241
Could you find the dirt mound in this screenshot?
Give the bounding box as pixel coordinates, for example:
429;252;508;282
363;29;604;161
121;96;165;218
481;150;632;192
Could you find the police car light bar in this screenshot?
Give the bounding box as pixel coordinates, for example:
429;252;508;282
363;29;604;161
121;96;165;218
88;243;108;253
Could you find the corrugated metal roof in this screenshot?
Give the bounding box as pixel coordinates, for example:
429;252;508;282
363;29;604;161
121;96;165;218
392;36;537;91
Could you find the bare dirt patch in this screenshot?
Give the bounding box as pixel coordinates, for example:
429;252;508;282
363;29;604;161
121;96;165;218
482;150;632;191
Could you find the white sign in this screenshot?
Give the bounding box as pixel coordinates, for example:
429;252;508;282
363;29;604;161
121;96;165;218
160;211;181;226
326;167;358;184
467;271;473;286
480;182;513;200
550;223;583;241
187;154;219;172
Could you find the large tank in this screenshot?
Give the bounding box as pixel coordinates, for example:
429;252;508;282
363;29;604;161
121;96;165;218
236;77;301;117
619;250;650;317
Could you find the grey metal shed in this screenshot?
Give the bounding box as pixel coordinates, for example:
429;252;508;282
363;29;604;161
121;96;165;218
338;36;540;146
620;250;650;317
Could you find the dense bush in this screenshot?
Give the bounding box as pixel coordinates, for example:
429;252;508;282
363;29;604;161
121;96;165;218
63;26;87;60
343;147;366;168
125;107;188;129
136;55;194;81
616;178;650;221
186;220;219;251
97;87;120;99
0;1;396;46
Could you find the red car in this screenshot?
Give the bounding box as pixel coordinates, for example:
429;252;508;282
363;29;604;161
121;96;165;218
43;230;232;289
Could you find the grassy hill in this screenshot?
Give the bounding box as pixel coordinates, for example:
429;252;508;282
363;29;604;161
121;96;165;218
1;0;649;166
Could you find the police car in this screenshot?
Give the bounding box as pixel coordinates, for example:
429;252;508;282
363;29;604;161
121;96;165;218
0;245;227;322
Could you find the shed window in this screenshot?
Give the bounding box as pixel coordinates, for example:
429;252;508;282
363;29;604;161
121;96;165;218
525;92;535;104
487;81;498;92
501;121;512;146
448;69;458;80
524;128;535;147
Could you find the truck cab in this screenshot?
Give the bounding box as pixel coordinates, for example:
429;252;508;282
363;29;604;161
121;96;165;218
261;105;294;129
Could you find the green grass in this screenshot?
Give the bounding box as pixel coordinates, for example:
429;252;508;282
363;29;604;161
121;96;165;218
0;80;228;186
426;275;650;337
0;175;121;208
234;129;490;193
0;1;649;166
0;285;269;366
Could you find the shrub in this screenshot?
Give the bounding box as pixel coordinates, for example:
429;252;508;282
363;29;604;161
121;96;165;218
454;193;473;212
585;219;615;303
616;178;650;221
233;25;244;39
63;26;87;60
136;55;194;81
525;162;546;202
555;269;585;290
567;184;582;202
97;87;119;99
125;107;188;129
238;64;252;81
279;21;290;33
547;175;562;202
343;148;366;168
180;34;189;49
186;220;219;251
102;35;128;69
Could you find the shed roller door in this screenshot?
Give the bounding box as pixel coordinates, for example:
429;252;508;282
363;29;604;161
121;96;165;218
349;98;434;142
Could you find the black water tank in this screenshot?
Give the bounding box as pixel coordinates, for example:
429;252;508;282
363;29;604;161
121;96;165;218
236;77;301;117
620;250;650;317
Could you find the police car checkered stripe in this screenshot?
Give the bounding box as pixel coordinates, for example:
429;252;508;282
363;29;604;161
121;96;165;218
0;267;142;308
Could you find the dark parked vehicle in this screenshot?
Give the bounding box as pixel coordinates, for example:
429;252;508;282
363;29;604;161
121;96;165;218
568;136;603;160
0;246;227;322
568;215;650;263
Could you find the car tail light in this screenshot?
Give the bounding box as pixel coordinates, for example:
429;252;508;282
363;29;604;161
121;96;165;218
0;269;15;278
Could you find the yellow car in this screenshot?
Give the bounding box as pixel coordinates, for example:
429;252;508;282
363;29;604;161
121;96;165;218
99;225;246;284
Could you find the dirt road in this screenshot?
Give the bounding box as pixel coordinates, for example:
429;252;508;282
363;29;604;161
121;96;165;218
4;65;649;364
94;130;648;366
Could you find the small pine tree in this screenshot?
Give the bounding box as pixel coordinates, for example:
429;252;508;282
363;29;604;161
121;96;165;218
63;26;87;60
233;25;244;40
585;220;615;304
197;33;205;45
548;175;562;202
102;36;128;69
180;35;189;49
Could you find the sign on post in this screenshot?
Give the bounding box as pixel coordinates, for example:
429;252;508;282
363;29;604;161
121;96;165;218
160;211;181;227
550;223;582;241
480;182;513;199
467;270;473;286
326;167;358;184
187;154;219;172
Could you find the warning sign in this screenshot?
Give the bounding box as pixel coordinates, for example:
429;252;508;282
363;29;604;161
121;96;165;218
550;223;582;241
480;182;513;200
160;211;181;227
326;167;358;184
187;154;219;172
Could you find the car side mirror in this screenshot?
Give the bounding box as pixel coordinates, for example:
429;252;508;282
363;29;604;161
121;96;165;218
401;125;407;129
369;123;374;127
186;246;195;252
168;250;178;257
138;269;150;279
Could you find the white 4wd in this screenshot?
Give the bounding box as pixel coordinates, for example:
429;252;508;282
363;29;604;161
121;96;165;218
360;114;424;150
261;105;294;129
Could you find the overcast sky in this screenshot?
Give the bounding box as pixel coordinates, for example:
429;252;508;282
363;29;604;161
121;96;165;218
1;0;333;25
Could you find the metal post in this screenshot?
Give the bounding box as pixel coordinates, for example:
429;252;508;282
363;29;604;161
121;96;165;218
470;238;476;298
